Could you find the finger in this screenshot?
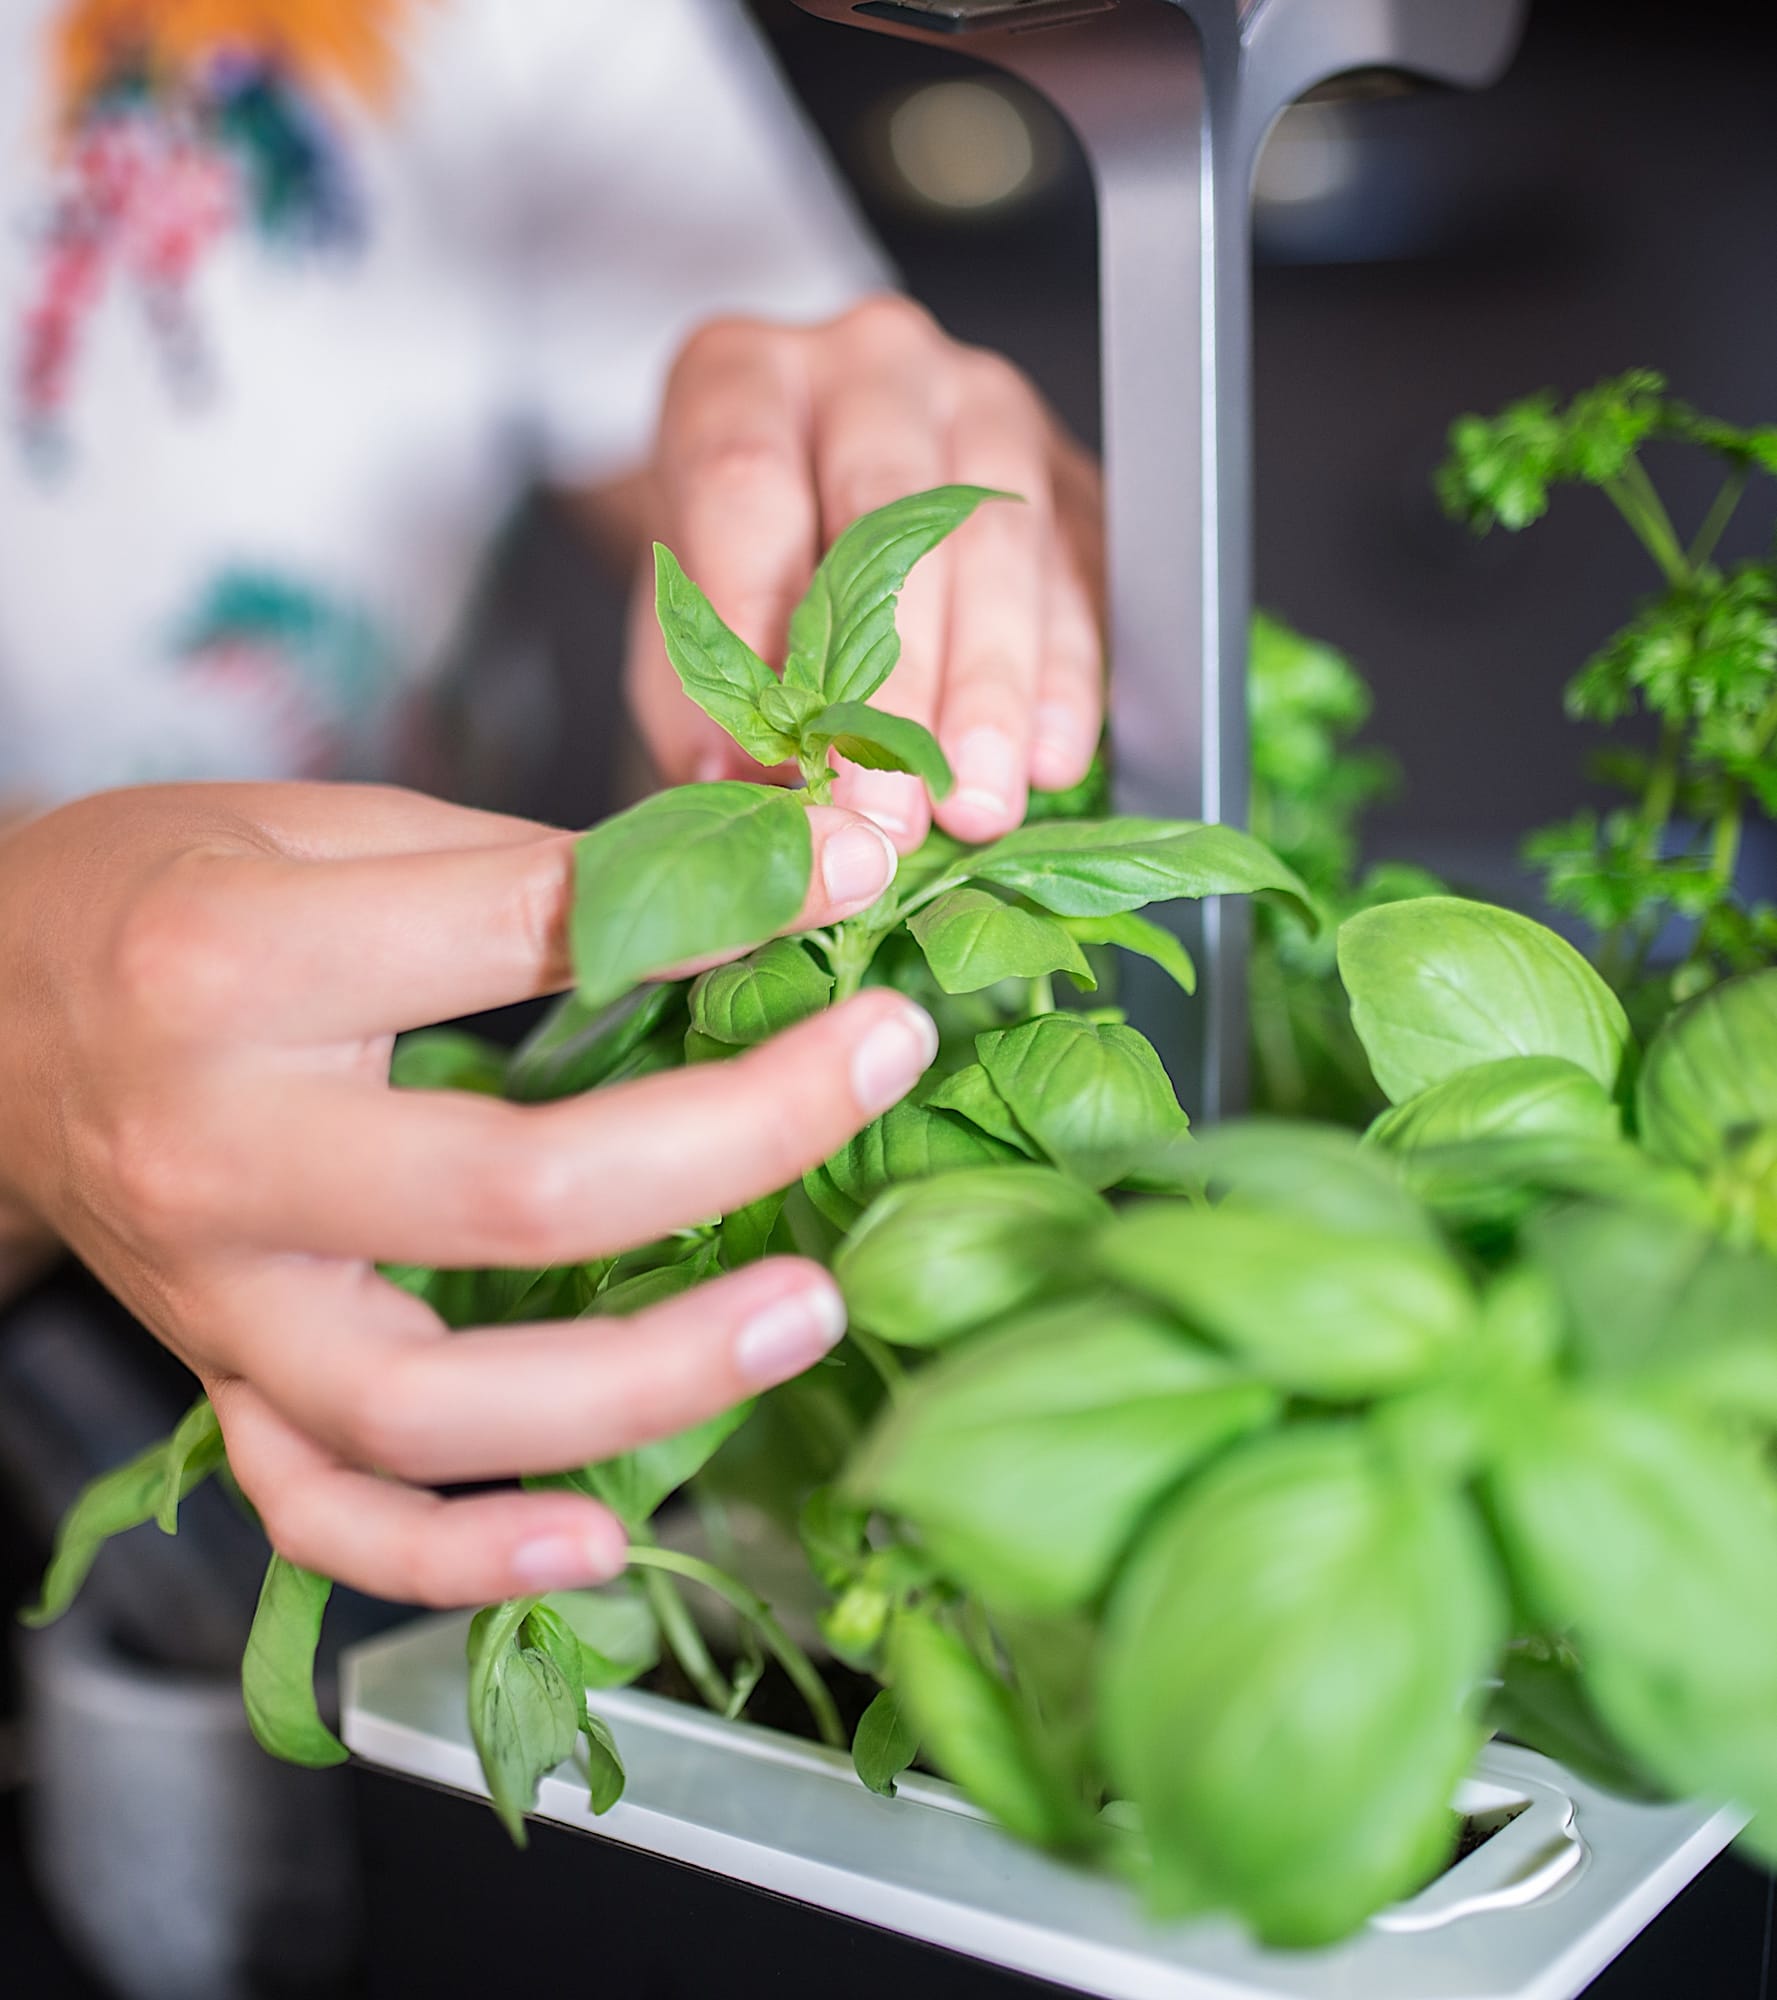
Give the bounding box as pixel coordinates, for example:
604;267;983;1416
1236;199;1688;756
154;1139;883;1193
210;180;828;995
1030;540;1104;793
811;300;951;852
198;989;938;1266
218;1255;856;1488
193;783;563;859
216;1381;630;1607
658;320;817;667
931;357;1053;843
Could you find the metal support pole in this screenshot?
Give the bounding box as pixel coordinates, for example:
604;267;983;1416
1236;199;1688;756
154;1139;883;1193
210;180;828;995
789;0;1525;1120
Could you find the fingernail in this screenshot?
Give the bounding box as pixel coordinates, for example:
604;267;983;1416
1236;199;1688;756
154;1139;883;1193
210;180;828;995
950;726;1019;821
821;820;898;907
851;999;939;1116
1033;703;1087;780
735;1280;848;1387
511;1531;623;1591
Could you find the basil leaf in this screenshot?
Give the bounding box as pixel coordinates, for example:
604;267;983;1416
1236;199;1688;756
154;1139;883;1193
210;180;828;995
824;1097;1023;1209
976;1016;1189;1189
1338;897;1633;1104
1488;1393;1777;1849
1530;1203;1777;1417
719;1190;787;1268
908;887;1093;996
1488;1644;1661;1802
468;1599;580;1845
924;1063;1041;1158
799;1486;872;1592
1638;968;1777;1169
653;545;795;766
157;1396;225;1535
689;939;832;1047
242;1557;346;1768
506;984;684;1105
1061;912;1196;995
1176;1120;1437;1246
1101;1426;1504;1944
1368;1055;1621;1153
851;1295;1277;1613
570;783;811;1012
23;1399;224;1627
803;701;954;798
553;1401;754;1533
887;1608;1092;1849
1097;1201;1476;1396
581;1710;627;1816
835;1167;1110;1347
518;1602;629;1817
546;1584;659;1689
853;1687;920;1798
783;485;1009;702
962;818;1313;924
388;1030;506;1095
1393;1134;1710;1235
801;1161;865;1233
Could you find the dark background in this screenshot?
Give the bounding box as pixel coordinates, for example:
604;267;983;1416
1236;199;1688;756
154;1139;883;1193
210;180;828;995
6;1;1777;1994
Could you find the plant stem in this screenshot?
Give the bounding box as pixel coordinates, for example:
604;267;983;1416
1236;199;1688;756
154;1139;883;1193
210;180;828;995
849;1328;905;1397
625;1545;845;1749
637;1561;730;1715
1602;466;1690;587
1688;467;1747;571
1029;972;1056;1016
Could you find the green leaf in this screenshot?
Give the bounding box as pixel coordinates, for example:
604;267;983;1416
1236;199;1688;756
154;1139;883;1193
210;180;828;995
962;819;1314;924
653;544;795;766
851;1295;1277;1613
887;1607;1092;1849
799;1486;873;1593
1489;1643;1661;1802
783;485;1010;703
1101;1426;1505;1944
975;1016;1189;1189
719;1190;787;1269
570;783;811;1012
1487;1393;1777;1847
1096;1201;1477;1396
506;984;685;1105
924;1063;1041;1158
1338;898;1634;1104
1367;1056;1622;1153
853;1688;920;1798
388;1030;506;1095
908;887;1093;996
581;1710;626;1815
1174;1119;1437;1245
1061;912;1196;995
545;1584;660;1689
553;1402;754;1533
835;1167;1110;1347
1392;1134;1710;1236
803;701;954;798
824;1096;1023;1209
689;939;833;1047
1637;969;1777;1170
518;1602;629;1815
242;1557;346;1769
157;1396;225;1535
467;1599;580;1845
23;1402;224;1627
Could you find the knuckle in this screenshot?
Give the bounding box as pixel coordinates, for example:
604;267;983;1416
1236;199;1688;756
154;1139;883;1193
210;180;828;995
335;1369;437;1483
836;293;936;356
104;1113;210;1235
472;1133;581;1269
829;456;944;528
959;346;1040;415
671;313;769;380
683;432;804;510
108;858;248;1033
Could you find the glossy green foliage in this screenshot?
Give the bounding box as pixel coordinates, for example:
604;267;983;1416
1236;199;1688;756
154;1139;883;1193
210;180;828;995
242;1557;346;1768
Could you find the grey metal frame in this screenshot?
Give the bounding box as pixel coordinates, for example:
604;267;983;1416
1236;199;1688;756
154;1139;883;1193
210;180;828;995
788;0;1525;1117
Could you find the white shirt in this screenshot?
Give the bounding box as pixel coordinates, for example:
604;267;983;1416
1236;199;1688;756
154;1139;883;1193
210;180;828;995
0;0;888;801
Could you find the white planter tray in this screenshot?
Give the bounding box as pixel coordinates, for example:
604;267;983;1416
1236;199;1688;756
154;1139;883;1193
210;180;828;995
343;1613;1742;2000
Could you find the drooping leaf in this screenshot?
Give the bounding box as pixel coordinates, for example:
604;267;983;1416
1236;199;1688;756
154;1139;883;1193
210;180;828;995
546;1584;659;1689
157;1396;226;1535
907;887;1093;996
689;939;833;1047
519;1601;629;1816
242;1556;346;1768
1637;969;1777;1170
975;1016;1188;1189
506;984;685;1105
467;1599;580;1844
1096;1200;1476;1396
388;1030;506;1096
550;1403;754;1533
783;486;1010;703
581;1710;627;1815
962;818;1313;924
1061;912;1196;995
804;701;954;798
853;1687;920;1798
1338;897;1634;1104
653;544;795;766
570;784;811;1012
1368;1056;1622;1153
835;1167;1110;1347
851;1295;1277;1613
1100;1426;1504;1945
887;1608;1093;1849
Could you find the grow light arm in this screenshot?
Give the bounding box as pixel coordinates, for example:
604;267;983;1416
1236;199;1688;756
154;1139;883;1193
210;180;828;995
788;0;1525;1120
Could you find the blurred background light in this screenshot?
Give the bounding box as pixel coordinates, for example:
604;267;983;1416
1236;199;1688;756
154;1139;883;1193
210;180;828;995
883;78;1049;212
1253;102;1359;211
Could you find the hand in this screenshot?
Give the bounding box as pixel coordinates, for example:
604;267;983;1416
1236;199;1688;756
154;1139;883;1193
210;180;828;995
625;295;1104;852
0;784;931;1606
